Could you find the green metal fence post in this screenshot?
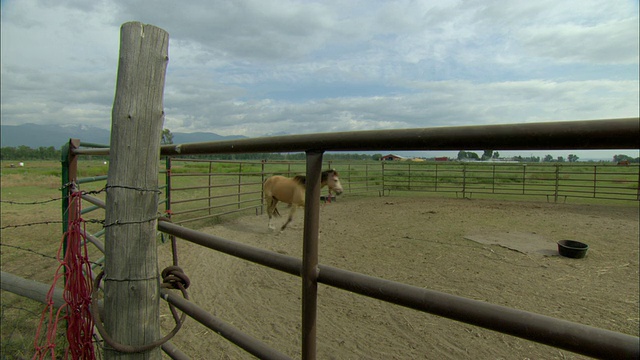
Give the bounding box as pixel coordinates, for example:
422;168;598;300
166;157;172;218
592;165;597;198
522;164;527;195
462;164;467;198
554;164;560;203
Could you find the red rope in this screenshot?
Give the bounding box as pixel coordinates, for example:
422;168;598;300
33;190;96;359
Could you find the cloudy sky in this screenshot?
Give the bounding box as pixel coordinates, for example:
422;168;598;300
1;0;638;159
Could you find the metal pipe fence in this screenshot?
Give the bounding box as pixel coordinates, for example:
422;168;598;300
3;118;632;359
156;118;639;360
156;220;640;360
165;158;383;224
381;162;639;202
166;159;638;224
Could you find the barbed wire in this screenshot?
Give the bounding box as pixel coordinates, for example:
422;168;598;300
0;198;62;205
0;186;100;206
0;220;64;230
0;218;105;230
0;242;103;267
1;218;168;230
105;184;162;193
0;242;57;260
103;215;162;228
0;185;162;207
1;304;41;317
0;184;162;205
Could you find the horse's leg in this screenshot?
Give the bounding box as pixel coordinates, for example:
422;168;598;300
280;205;297;231
266;197;279;230
269;198;281;217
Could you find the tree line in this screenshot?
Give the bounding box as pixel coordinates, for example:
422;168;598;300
2;130;638;164
457;150;639;163
1;146;61;160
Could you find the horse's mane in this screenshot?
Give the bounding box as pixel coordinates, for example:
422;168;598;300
321;169;338;182
289;170;337;185
292;175;306;185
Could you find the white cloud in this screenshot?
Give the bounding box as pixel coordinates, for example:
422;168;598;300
1;0;638;153
520;18;639;64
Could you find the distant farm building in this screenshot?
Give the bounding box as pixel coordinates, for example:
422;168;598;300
381;154;405;161
434;157;449;162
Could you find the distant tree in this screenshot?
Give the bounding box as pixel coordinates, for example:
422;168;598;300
457;150;479;160
492;151;500;159
161;128;174;145
568;154;579;163
372;154;382;161
481;150;493;160
557;156;565;163
613;154;632;163
543;155;554;162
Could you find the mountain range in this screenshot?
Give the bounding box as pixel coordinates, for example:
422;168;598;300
0;123;247;148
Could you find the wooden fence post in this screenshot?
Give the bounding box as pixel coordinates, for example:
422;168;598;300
104;22;169;359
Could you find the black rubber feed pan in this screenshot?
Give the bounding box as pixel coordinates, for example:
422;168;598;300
557;240;589;259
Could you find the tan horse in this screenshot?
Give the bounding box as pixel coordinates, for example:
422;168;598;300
263;169;344;231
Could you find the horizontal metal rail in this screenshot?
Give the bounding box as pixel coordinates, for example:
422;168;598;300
171;183;261;192
77;175;109;184
157;118;639;155
81;194;105;208
69;118;639;157
170;192;262;205
174;205;262;225
157;221;640;360
169;199;260;216
160;289;293;360
161;342;190;360
0;271;247;360
169;171;265;177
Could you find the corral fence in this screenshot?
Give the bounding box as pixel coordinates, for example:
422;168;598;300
165;158;381;224
46;117;637;360
381;161;640;202
4;119;639;359
164;158;638;225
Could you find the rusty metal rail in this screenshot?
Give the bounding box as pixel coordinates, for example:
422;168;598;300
157;118;639;155
160;289;293;360
157;221;640;359
69;118;639;157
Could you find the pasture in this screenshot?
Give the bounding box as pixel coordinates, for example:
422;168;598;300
1;159;638;358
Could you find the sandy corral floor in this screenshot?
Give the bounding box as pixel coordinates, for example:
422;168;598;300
158;195;639;359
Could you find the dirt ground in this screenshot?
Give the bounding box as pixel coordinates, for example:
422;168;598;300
158;195;639;359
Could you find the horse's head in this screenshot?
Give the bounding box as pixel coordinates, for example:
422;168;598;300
323;169;344;195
